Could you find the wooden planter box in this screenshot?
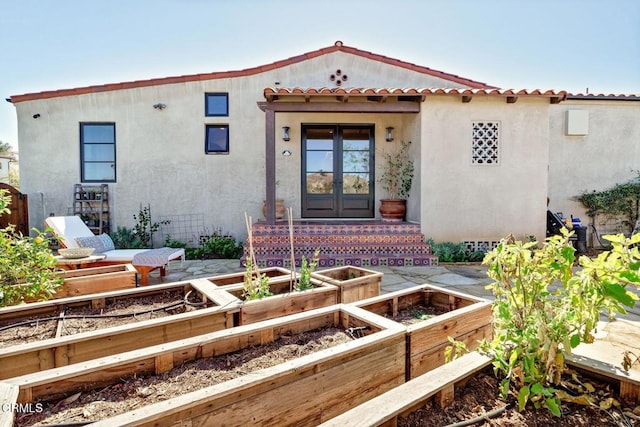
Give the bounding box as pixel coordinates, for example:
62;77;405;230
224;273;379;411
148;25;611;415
11;264;138;303
54;264;138;298
6;305;406;427
0;279;239;379
353;284;493;379
321;351;640;426
207;266;294;286
312;265;383;303
216;277;338;325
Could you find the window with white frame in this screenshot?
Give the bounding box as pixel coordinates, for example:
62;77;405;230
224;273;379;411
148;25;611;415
471;121;500;165
80;123;116;182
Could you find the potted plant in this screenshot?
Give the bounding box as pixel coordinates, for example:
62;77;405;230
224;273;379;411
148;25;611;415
378;140;414;221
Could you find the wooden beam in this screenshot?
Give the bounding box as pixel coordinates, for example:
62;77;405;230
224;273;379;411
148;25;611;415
265;108;276;224
506;96;518;104
461;95;472;103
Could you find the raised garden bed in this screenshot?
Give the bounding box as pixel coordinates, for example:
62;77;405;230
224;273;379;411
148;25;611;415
0;279;239;379
352;283;493;379
11;264;138;303
312;265;383;303
215;277;338;325
6;304;406;426
321;350;640;426
206;266;294;286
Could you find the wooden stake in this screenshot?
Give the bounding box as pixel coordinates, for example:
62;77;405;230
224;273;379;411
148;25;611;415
288;207;295;292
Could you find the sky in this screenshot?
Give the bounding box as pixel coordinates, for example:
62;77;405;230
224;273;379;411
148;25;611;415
1;0;638;150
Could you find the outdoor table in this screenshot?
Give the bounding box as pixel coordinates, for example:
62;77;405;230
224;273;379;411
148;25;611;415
55;254;107;270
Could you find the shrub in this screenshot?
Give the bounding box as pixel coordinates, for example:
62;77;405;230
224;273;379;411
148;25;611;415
427;239;485;263
479;230;639;416
185;233;243;260
0;189;61;306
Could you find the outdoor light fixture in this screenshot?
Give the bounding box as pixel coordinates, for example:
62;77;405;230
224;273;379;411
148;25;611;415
282;149;292;157
282;126;290;141
385;126;394;142
153;103;167;110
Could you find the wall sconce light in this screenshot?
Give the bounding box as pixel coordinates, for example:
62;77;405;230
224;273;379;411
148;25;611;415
282;126;290;141
32;113;41;119
153;103;167;110
385;126;394;142
282;149;292;157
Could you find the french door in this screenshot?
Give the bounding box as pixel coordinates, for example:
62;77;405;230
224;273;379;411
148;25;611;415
302;125;375;218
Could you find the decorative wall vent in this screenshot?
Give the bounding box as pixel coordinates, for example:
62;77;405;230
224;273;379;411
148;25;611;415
464;240;499;254
471;121;500;165
329;69;348;86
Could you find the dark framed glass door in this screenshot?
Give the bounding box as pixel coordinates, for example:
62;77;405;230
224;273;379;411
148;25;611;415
302;125;374;218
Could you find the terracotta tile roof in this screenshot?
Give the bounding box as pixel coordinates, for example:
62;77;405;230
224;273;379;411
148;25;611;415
566;93;640;100
9;41;494;103
263;87;568;103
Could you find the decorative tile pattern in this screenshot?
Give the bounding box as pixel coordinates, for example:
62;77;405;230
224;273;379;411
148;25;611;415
244;221;437;268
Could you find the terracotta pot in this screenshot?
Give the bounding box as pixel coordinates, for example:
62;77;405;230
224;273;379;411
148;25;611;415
379;199;406;222
262;199;286;219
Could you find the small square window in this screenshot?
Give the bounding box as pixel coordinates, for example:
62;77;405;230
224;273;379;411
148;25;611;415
205;93;228;116
205;125;229;154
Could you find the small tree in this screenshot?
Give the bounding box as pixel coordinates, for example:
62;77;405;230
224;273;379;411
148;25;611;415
378;140;414;200
0;189;61;306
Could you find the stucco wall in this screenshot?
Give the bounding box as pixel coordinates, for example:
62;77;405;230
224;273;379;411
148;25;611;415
14;50;457;241
548;100;640;237
420;97;551;245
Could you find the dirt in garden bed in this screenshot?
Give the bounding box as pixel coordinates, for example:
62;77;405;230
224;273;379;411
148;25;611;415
0;289;208;348
385;304;449;326
15;326;353;426
399;369;640;426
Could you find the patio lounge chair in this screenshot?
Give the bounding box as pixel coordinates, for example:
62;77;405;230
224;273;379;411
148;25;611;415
45;215;184;285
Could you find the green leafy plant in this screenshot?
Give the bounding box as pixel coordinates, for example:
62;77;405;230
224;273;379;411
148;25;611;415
109;226;141;249
576;173;640;234
479;230;639;416
0;189;62;306
378;140;414;199
295;249;319;291
132;204;170;248
164;234;187;249
242;212;272;301
427;238;485;263
242;257;273;300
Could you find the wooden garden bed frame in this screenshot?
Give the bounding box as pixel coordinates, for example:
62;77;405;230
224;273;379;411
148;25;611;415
5;305;407;427
320;351;640;426
206;266;294;286
54;264;138;298
216;277;338;325
0;279;239;379
11;264;138;303
312;265;383;303
352;283;493;379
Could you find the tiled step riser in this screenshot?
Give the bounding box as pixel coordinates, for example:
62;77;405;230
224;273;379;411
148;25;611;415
250;234;428;245
256;255;438;269
251;223;423;236
247;245;433;256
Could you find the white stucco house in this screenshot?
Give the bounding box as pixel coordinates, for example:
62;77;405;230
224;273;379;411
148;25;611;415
7;41;640;257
